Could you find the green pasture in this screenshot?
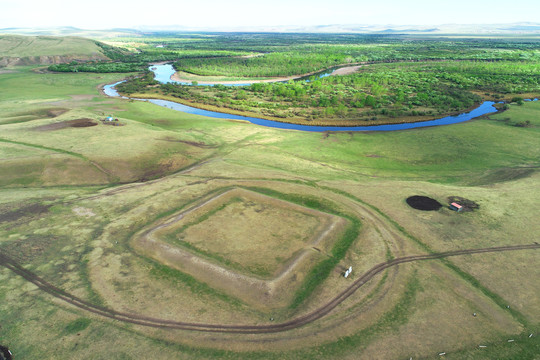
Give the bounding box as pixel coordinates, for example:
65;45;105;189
0;68;124;101
0;35;105;57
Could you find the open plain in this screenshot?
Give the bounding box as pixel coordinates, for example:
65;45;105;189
0;33;539;360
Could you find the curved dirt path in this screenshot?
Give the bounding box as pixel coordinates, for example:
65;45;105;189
1;244;538;334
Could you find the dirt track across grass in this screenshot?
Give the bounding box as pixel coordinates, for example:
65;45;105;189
1;244;538;334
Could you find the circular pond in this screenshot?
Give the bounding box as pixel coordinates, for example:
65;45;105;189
406;196;443;211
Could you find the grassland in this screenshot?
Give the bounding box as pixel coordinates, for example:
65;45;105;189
131;187;349;309
157;189;326;277
0;55;539;360
0;35;104;57
0;35;108;66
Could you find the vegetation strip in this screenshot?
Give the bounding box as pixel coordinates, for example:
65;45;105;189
0;244;537;334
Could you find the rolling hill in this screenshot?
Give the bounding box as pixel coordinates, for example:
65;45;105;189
0;35;109;66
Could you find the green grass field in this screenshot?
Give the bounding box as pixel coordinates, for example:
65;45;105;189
0;65;538;359
0;35;107;63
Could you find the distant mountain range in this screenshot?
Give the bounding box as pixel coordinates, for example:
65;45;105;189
0;27;140;38
187;22;540;34
2;23;540;37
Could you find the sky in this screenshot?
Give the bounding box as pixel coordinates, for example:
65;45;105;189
1;0;540;30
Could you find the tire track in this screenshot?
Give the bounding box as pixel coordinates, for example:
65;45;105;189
0;244;538;334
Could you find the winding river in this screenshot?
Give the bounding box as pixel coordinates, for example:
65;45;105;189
152;63;339;86
102;64;537;132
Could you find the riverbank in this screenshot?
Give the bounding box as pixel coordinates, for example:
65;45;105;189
171;71;285;84
170;64;364;85
111;62;538;130
123;91;459;127
168;59;461;86
118;89;504;132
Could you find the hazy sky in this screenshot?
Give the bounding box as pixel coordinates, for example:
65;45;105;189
1;0;539;30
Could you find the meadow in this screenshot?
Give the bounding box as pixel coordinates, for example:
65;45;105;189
0;34;539;359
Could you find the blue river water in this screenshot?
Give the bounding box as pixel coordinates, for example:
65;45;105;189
102;65;537;132
145;98;500;132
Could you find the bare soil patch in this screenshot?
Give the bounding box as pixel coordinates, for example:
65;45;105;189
45;108;69;117
332;65;363;76
33;118;98;131
72;207;96;217
0;203;51;224
171;71;302;85
135;156;190;182
406;195;442;211
69;94;95;101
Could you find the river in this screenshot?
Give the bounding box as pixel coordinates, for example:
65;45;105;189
102;64;537;132
150;63;338;86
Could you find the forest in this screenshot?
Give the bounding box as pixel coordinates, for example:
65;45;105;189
55;33;540;125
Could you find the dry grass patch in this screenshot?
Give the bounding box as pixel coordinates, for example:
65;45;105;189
133;187;347;309
162;189;322;276
451;251;540;323
357;261;522;360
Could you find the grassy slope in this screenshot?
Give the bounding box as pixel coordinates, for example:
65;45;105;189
0;67;118;101
214;110;540;185
0;68;219;186
0;34;106;58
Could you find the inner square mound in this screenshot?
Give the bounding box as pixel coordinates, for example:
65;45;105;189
132;187;348;309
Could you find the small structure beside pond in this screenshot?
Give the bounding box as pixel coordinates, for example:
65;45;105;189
449;202;463;212
101;115;124;126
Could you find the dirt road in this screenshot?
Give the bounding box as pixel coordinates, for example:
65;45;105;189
0;243;538;334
